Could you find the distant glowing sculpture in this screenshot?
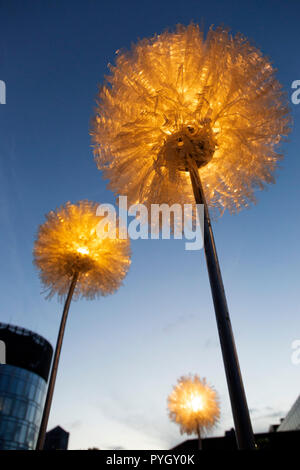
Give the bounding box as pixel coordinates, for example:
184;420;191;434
91;24;291;449
168;375;220;449
34;200;131;449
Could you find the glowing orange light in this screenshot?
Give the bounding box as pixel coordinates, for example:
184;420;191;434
92;23;291;215
77;246;90;255
33;200;131;300
187;394;204;412
168;375;220;436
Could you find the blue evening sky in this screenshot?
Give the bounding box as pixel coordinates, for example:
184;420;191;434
0;0;300;449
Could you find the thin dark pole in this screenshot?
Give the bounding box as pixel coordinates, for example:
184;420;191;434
36;271;79;450
188;159;255;450
196;423;202;450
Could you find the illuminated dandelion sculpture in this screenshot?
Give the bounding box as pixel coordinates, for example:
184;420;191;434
91;24;290;449
168;375;220;449
34;200;131;449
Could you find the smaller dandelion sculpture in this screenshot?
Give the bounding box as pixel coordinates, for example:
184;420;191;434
168;375;220;450
33;200;131;450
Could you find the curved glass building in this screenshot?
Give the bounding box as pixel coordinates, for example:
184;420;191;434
0;323;53;450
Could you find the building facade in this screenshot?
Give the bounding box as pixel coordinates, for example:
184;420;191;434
278;395;300;432
0;323;53;450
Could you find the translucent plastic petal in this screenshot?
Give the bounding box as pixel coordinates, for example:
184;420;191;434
33;201;131;301
91;24;291;215
167;374;220;435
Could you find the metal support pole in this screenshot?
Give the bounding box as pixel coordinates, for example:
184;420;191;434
196;423;202;450
188;159;255;450
36;271;79;450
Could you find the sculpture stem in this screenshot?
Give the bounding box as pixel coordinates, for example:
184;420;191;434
188;159;255;450
197;423;202;450
36;271;79;450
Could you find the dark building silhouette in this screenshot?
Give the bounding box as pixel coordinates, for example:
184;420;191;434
0;323;53;450
268;423;280;433
44;425;69;450
171;428;300;451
